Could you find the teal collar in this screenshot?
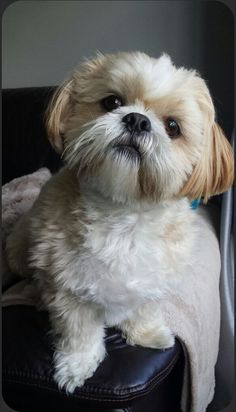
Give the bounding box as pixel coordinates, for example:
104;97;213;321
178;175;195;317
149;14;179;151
190;199;201;209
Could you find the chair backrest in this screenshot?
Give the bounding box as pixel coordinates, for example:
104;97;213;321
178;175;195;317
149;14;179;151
2;87;63;185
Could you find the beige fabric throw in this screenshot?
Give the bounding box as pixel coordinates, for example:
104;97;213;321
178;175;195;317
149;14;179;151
159;216;221;412
2;168;221;412
2;168;51;290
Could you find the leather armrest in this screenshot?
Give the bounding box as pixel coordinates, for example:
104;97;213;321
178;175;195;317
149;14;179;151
3;306;184;411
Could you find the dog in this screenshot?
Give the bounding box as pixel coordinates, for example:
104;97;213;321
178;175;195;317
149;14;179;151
6;51;234;393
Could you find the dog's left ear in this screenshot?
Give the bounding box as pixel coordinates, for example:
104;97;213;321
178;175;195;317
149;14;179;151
180;122;234;203
46;78;74;153
180;76;234;203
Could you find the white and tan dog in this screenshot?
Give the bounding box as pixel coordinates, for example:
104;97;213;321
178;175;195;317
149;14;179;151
6;52;234;393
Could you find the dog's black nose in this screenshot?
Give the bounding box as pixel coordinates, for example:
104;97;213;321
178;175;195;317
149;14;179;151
122;113;151;134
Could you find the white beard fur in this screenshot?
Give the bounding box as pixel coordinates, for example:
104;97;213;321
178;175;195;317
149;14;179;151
6;167;197;393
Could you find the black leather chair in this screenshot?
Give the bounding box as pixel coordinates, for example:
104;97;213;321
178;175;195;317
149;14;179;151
2;87;185;412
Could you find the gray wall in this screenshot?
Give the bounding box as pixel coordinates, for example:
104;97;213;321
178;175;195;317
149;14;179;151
2;0;207;87
2;1;233;133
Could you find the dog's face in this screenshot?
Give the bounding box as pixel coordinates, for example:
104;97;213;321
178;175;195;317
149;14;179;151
47;52;234;203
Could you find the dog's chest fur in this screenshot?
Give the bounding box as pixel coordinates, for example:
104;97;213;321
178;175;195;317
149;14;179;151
30;171;196;325
69;198;194;324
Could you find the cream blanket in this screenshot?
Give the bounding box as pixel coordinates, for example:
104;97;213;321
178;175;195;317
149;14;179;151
2;168;221;412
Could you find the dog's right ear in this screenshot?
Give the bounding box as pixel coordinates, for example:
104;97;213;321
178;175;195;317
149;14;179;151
46;78;74;153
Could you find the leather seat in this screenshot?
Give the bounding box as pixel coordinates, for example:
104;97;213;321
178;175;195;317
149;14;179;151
3;306;184;412
2;87;185;412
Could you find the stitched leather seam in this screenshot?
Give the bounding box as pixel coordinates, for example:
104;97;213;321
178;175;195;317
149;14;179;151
3;347;179;393
3;347;180;400
3;371;170;403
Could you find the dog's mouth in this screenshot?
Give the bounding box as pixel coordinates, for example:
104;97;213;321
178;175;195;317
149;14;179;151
112;141;142;161
116;143;140;155
107;132;151;163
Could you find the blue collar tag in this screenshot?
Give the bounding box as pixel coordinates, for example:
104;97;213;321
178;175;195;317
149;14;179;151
190;199;201;209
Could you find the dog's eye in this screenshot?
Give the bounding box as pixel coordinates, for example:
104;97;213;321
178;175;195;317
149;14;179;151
165;118;180;138
101;95;123;111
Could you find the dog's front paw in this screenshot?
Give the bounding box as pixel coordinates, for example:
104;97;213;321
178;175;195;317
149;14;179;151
125;324;175;350
53;345;106;393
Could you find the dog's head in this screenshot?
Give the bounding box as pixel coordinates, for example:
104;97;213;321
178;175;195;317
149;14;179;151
46;52;234;204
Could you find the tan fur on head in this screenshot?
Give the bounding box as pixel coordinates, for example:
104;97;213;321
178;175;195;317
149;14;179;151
46;78;74;153
45;54;106;154
45;52;234;204
179;76;234;202
180;123;234;203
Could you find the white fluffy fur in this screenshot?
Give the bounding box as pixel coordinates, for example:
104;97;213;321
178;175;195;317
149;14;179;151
6;51;233;393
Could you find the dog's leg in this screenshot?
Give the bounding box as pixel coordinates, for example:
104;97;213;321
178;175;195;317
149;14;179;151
48;291;106;393
119;301;174;349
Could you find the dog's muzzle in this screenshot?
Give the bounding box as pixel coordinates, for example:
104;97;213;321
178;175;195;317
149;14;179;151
107;113;152;161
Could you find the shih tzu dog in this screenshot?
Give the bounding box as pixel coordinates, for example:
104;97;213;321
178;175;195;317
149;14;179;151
6;52;234;393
